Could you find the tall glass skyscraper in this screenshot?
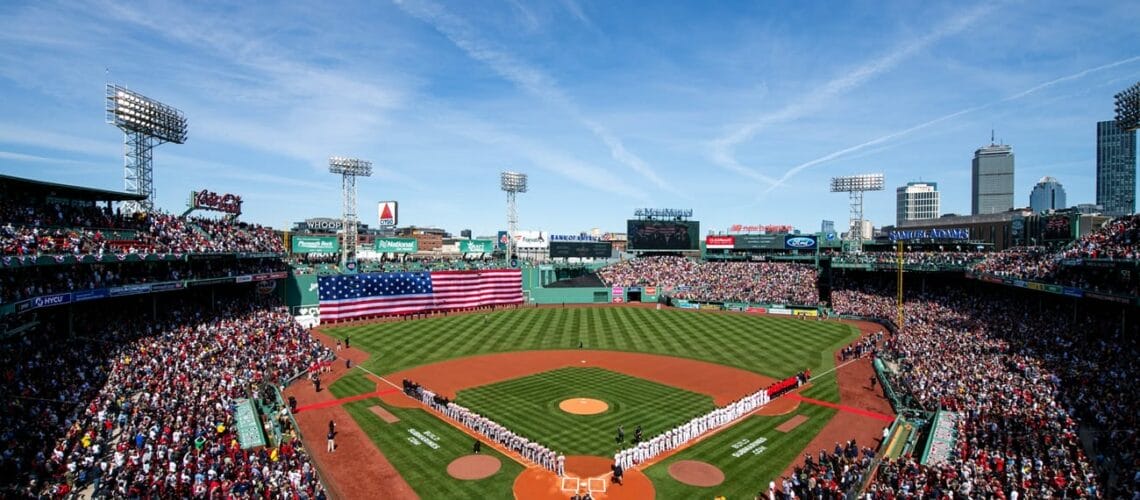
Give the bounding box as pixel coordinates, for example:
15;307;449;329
1029;176;1067;213
1096;120;1137;216
972;139;1014;215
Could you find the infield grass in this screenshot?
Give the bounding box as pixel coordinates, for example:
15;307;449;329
330;371;523;498
327;307;857;388
455;367;715;456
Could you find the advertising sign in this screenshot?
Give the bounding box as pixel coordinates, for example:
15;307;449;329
150;282;185;292
303;218;343;232
191;190;242;215
374;237;418;254
32;292;72;310
459;240;495;254
378;201;398;226
549;241;612;258
627;220;700;250
611;286;624;303
497;231;510;250
729;224;793;234
550;234;599;241
705;235;735;249
784;235;818;250
733;234;783;249
110;284;152;296
888;228;970;241
73;288;110;302
644;286;657;296
292;235;340;254
514;230;549;249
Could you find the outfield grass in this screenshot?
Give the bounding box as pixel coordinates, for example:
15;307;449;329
455;367;715;456
329;371;523;498
326;307;858;385
644;405;836;499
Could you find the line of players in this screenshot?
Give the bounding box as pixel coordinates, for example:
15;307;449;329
614;388;772;470
408;382;567;476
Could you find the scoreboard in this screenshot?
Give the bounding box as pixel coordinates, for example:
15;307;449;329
549;241;613;258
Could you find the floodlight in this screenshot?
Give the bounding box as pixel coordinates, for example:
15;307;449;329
501;171;528;262
1115;81;1140;131
829;173;885;253
329;156;373;267
105;84;188;213
501;171;528;193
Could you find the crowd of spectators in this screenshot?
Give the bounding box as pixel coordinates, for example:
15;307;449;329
0;196;283;257
1063;214;1140;260
598;256;819;305
832;279;1136;498
0;297;332;498
831;251;986;269
971;215;1140;296
0;259;286;305
767;440;878;499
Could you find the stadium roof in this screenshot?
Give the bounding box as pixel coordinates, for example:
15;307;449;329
0;173;146;202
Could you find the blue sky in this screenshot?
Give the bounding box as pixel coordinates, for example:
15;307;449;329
1;0;1137;237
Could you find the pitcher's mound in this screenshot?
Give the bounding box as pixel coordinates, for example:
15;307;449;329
447;455;501;480
559;398;609;415
668;460;724;487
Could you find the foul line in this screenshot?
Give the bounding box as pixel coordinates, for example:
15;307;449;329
293;388;401;413
784;394;894;422
355;365;403;391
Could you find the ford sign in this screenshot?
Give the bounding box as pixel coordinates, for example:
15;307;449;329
784;236;817;249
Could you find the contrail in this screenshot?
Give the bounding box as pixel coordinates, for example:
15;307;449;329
392;0;681;196
763;55;1140;193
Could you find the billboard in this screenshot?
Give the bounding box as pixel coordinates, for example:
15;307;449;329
304;218;343;232
784;235;817;250
550;241;612;258
514;230;549;249
497;231;510;250
729;224;793;234
459;239;495;254
378;201;398;226
374;237;418;253
888;228;970;241
734;234;783;249
292;235;340;254
705;235;735;249
627;220;699;250
1043;215;1072;240
191;190;242;215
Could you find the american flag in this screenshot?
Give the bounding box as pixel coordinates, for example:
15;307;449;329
318;269;523;321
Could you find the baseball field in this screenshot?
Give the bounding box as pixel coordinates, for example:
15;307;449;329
293;306;887;499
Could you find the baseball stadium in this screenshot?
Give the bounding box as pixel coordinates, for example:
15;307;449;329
3;156;1140;499
2;5;1140;498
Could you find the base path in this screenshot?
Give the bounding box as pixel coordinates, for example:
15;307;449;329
384;350;776;406
286;331;420;500
778;320;897;480
559;398;609;415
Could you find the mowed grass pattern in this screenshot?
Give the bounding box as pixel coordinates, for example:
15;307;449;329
330;371;523;498
455;367;715;456
327;307;856;383
645;405;836;499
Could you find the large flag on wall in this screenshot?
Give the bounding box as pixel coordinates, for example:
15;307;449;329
318;269;523;321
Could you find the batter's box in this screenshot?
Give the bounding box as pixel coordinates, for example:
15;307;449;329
588;477;607;493
560;477;580;492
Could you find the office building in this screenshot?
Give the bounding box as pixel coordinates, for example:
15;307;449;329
1096;120;1137;216
972;137;1015;215
821;220;835;234
1028;176;1067;213
896;182;940;225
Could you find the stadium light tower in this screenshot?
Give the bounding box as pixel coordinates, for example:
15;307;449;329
1115;81;1140;131
500;171;528;263
105;84;188;213
830;173;884;253
329;157;372;269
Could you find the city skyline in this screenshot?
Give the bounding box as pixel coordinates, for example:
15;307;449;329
0;1;1138;236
